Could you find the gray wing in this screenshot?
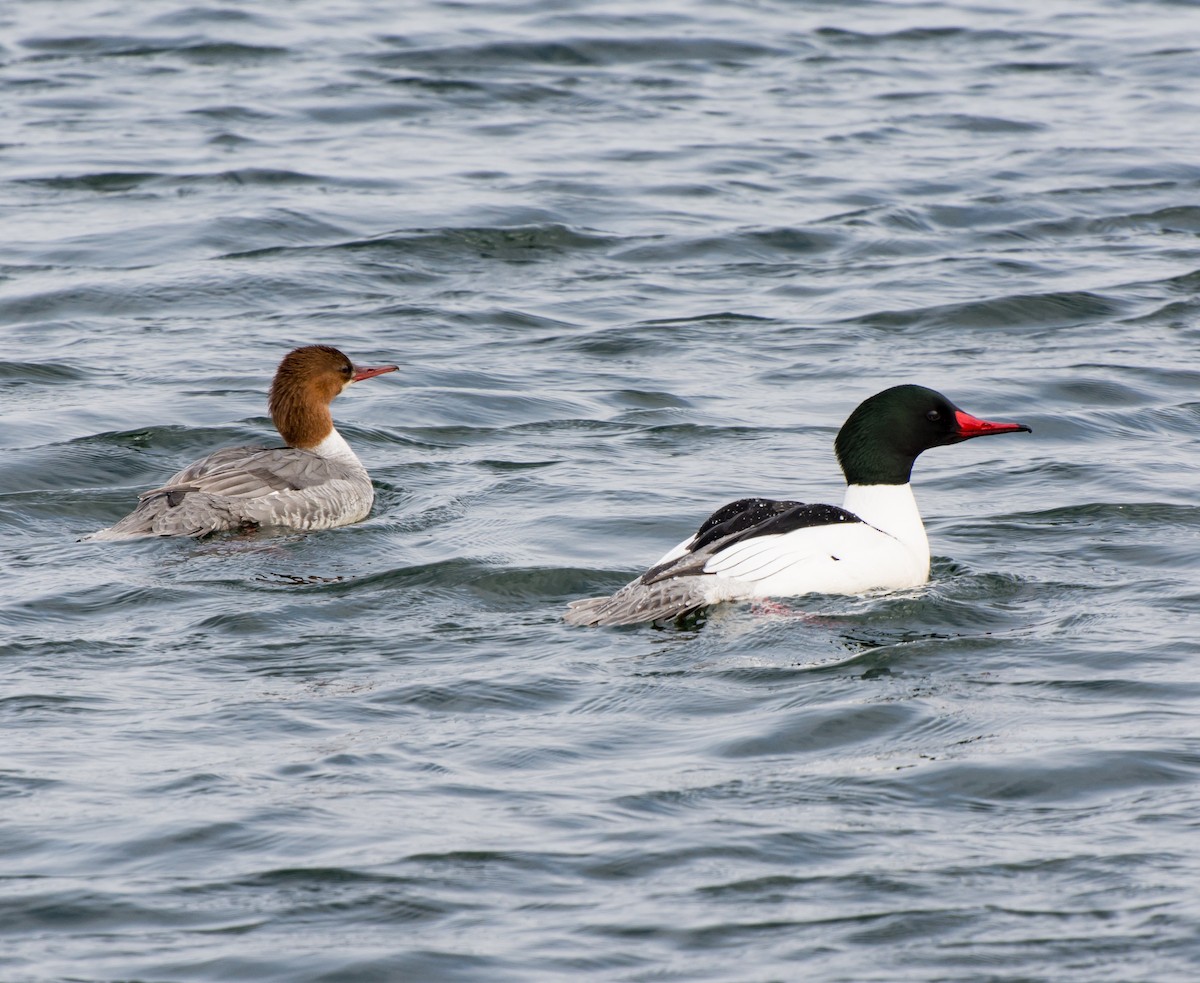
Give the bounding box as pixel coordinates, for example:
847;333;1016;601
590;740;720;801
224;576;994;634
563;579;710;627
161;445;344;497
87;446;360;540
563;535;729;627
565;500;801;626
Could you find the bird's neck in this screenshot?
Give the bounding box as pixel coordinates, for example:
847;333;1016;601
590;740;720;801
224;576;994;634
308;427;362;467
272;378;335;446
273;397;361;468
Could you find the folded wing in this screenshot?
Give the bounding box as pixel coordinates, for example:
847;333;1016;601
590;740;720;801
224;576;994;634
565;498;864;626
87;446;360;540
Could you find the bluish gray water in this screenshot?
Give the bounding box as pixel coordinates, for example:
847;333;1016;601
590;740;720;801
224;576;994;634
3;0;1200;979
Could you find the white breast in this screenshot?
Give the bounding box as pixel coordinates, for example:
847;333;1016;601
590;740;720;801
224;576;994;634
841;483;929;567
310;428;364;468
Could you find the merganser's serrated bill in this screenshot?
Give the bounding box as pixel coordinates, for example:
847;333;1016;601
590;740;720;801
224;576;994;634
565;384;1031;627
84;345;398;541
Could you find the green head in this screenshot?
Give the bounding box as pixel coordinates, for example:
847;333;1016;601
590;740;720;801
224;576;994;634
834;384;1031;485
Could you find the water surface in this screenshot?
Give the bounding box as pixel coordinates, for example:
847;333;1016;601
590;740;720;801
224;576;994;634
3;1;1200;980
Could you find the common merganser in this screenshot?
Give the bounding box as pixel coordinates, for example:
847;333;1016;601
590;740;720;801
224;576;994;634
85;345;398;540
565;384;1031;626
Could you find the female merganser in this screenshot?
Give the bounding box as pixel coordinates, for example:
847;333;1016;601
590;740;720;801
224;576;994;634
86;345;398;540
565;384;1031;626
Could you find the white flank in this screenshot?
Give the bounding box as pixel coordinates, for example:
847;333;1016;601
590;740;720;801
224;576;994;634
691;484;929;602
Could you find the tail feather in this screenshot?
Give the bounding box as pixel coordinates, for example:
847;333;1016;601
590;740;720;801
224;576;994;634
564;528;752;627
83;488;240;541
563;576;710;627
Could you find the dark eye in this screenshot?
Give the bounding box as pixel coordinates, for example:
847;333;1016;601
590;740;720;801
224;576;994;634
926;409;941;422
342;364;353;376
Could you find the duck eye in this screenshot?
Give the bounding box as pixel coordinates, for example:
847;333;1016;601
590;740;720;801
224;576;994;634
926;409;941;422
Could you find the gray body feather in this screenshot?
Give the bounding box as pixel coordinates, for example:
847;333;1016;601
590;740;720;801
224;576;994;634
85;444;373;540
563;530;738;626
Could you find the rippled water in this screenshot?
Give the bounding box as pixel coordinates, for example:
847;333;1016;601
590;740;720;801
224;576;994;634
4;0;1200;979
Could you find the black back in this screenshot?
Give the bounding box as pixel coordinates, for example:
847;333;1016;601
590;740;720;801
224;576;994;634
691;497;862;555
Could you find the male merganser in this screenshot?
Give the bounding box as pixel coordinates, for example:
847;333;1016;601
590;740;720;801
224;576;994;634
85;345;398;540
565;384;1031;626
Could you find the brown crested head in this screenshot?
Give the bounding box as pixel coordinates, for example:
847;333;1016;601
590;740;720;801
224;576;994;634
267;345;397;448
